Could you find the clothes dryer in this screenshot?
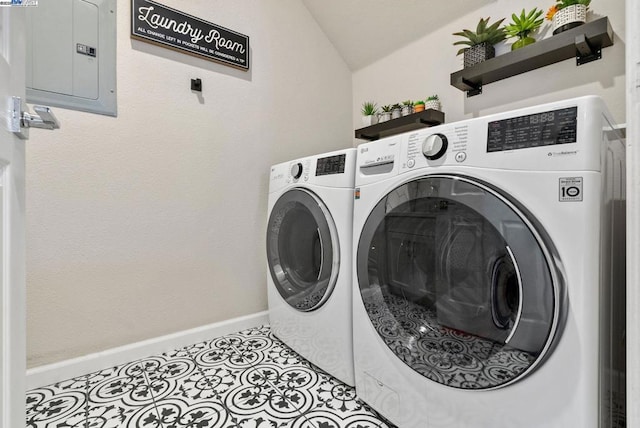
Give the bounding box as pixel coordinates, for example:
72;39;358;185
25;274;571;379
352;96;625;427
267;148;356;386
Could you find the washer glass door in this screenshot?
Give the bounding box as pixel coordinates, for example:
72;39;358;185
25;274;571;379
357;175;562;390
267;188;339;311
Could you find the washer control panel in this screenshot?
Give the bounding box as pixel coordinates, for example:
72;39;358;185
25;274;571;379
487;106;577;152
404;124;469;170
422;133;448;160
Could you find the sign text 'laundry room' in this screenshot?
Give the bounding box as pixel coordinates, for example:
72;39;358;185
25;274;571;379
131;0;250;70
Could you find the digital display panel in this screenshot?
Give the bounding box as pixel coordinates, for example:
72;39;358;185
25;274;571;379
316;154;346;176
487;107;578;152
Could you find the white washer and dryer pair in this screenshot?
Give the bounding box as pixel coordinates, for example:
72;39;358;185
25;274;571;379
266;148;356;386
352;96;626;427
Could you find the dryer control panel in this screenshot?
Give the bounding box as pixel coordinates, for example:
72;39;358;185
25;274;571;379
269;148;357;193
288;159;311;183
316;153;347;176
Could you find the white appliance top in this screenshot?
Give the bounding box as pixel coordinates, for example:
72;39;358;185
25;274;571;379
356;96;621;185
269;148;357;193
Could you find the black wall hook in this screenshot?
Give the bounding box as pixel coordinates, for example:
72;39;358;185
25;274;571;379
191;78;202;92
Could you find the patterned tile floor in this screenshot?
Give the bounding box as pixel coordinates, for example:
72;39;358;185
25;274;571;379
26;325;394;428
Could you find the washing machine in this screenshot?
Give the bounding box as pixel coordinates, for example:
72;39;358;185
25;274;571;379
267;148;356;386
352;96;626;427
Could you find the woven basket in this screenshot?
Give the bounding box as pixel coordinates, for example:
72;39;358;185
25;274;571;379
553;4;587;35
463;42;495;68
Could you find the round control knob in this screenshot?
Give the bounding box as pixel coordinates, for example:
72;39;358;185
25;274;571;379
290;162;303;179
422;133;448;160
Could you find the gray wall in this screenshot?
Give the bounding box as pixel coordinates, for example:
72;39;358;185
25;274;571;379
26;0;353;367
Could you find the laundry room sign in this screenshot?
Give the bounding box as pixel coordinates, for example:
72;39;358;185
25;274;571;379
131;0;250;70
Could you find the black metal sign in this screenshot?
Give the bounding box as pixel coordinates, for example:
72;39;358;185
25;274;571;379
131;0;250;70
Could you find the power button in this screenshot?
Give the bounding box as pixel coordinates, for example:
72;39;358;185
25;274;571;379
407;159;415;168
455;152;467;163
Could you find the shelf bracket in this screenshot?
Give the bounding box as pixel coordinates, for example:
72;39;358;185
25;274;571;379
575;34;601;65
419;118;439;126
462;78;482;97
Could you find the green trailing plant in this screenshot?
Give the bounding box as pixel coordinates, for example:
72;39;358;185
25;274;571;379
505;8;544;40
361;101;378;116
453;17;507;56
381;105;393;113
426;95;439;101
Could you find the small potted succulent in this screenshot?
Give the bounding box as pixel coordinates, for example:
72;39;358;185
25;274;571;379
391;103;402;120
379;105;393;123
546;0;590;35
361;101;379;126
505;8;544;50
424;95;441;111
453;17;507;68
401;100;414;116
413;100;425;113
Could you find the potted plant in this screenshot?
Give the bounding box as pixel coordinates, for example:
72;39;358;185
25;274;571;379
546;0;590;35
379;105;393;123
424;95;441;111
413;100;425;113
391;103;402;119
401;100;414;116
453;17;507;68
505;8;544;50
361;101;379;126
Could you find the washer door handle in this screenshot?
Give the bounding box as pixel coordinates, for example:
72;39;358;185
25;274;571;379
501;246;524;344
316;227;324;281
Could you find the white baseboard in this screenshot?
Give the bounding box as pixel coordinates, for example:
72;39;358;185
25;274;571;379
26;311;269;390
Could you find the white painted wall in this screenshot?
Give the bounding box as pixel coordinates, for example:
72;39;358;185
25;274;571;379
26;0;352;367
352;0;626;137
625;0;639;426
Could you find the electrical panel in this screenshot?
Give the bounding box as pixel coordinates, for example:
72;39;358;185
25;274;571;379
26;0;117;116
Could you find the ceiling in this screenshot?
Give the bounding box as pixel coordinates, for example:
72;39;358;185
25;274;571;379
301;0;495;71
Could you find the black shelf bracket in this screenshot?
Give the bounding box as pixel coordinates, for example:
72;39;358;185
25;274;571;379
450;17;613;97
462;78;482;97
575;34;601;65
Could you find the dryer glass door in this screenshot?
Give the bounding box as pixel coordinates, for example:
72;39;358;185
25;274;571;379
357;175;563;390
267;188;339;311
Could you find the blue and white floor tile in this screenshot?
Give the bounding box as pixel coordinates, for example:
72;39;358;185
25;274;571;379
26;325;394;428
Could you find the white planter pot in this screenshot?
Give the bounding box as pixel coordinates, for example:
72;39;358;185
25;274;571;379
425;100;441;111
391;108;402;119
362;115;378;126
553;4;587;35
379;112;391;123
401;105;413;116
